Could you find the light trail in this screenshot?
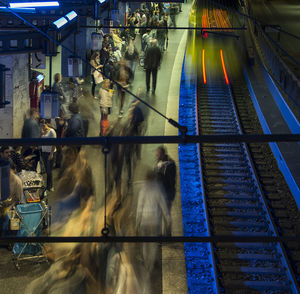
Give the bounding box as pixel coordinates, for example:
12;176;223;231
220;49;229;85
202;49;207;84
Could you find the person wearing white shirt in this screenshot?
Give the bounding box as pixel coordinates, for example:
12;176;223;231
99;79;113;135
40;119;57;192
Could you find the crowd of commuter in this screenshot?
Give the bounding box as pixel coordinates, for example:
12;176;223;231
0;1;184;292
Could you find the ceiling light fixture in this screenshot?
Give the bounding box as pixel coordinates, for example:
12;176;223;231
9;1;59;8
65;10;77;21
53;16;68;29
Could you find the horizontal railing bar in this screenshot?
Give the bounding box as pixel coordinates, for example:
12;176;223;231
0;134;299;146
0;236;299;243
80;25;247;31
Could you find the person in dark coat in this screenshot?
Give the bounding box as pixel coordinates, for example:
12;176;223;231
144;39;162;94
65;103;85;138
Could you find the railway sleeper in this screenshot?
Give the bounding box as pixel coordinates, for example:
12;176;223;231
217;253;280;261
198;101;231;106
206;185;257;194
205;171;250;177
200;124;238;129
202;149;244;155
209;193;256;200
213;230;269;237
203;146;242;152
205;177;254;185
204;166;249;172
213;219;267;228
221;280;291;291
216;242;275;249
210;209;265;218
208;200;260;209
219;265;283;274
199;117;234;122
204;156;249;165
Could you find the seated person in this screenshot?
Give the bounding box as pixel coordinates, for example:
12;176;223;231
0;162;25;236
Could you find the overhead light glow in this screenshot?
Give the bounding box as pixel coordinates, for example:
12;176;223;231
0;6;36;12
98;0;106;3
9;1;59;8
53;17;68;29
65;10;77;21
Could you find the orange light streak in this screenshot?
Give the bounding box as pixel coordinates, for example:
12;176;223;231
202;49;206;84
220;49;229;85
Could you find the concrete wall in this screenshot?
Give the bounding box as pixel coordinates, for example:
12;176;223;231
13;54;30;138
0;54;29;138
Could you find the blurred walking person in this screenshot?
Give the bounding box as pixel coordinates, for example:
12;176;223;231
99;79;113;136
114;58;133;118
124;38;139;79
21;108;41;171
155;146;176;211
135;171;171;272
144;39;162;94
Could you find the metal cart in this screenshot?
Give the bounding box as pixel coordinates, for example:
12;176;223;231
10;171;51;269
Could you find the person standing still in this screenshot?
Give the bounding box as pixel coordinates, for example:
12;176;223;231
40;120;57;192
90;52;103;99
144;39;162;94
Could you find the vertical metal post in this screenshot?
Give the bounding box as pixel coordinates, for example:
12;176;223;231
49;55;52;90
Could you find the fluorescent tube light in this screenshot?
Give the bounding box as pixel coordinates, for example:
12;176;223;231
53;17;68;29
65;10;77;21
9;2;59;8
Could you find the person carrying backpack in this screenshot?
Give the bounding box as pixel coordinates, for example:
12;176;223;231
155;146;176;210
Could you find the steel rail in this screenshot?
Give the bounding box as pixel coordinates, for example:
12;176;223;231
196;71;221;294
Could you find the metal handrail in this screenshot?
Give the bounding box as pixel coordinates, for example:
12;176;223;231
0;134;299;146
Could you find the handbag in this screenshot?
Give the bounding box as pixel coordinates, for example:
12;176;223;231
93;70;103;84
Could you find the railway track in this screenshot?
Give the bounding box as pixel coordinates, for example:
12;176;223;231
197;79;300;293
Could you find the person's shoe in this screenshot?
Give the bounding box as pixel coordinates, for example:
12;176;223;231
119;110;124;118
152;89;156;94
94;96;98;100
50;187;55;192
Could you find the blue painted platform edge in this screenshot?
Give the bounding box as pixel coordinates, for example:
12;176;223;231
178;54;216;294
243;67;300;209
260;62;300;134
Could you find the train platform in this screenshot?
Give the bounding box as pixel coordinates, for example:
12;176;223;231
1;1;299;292
243;27;300;208
0;2;192;294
